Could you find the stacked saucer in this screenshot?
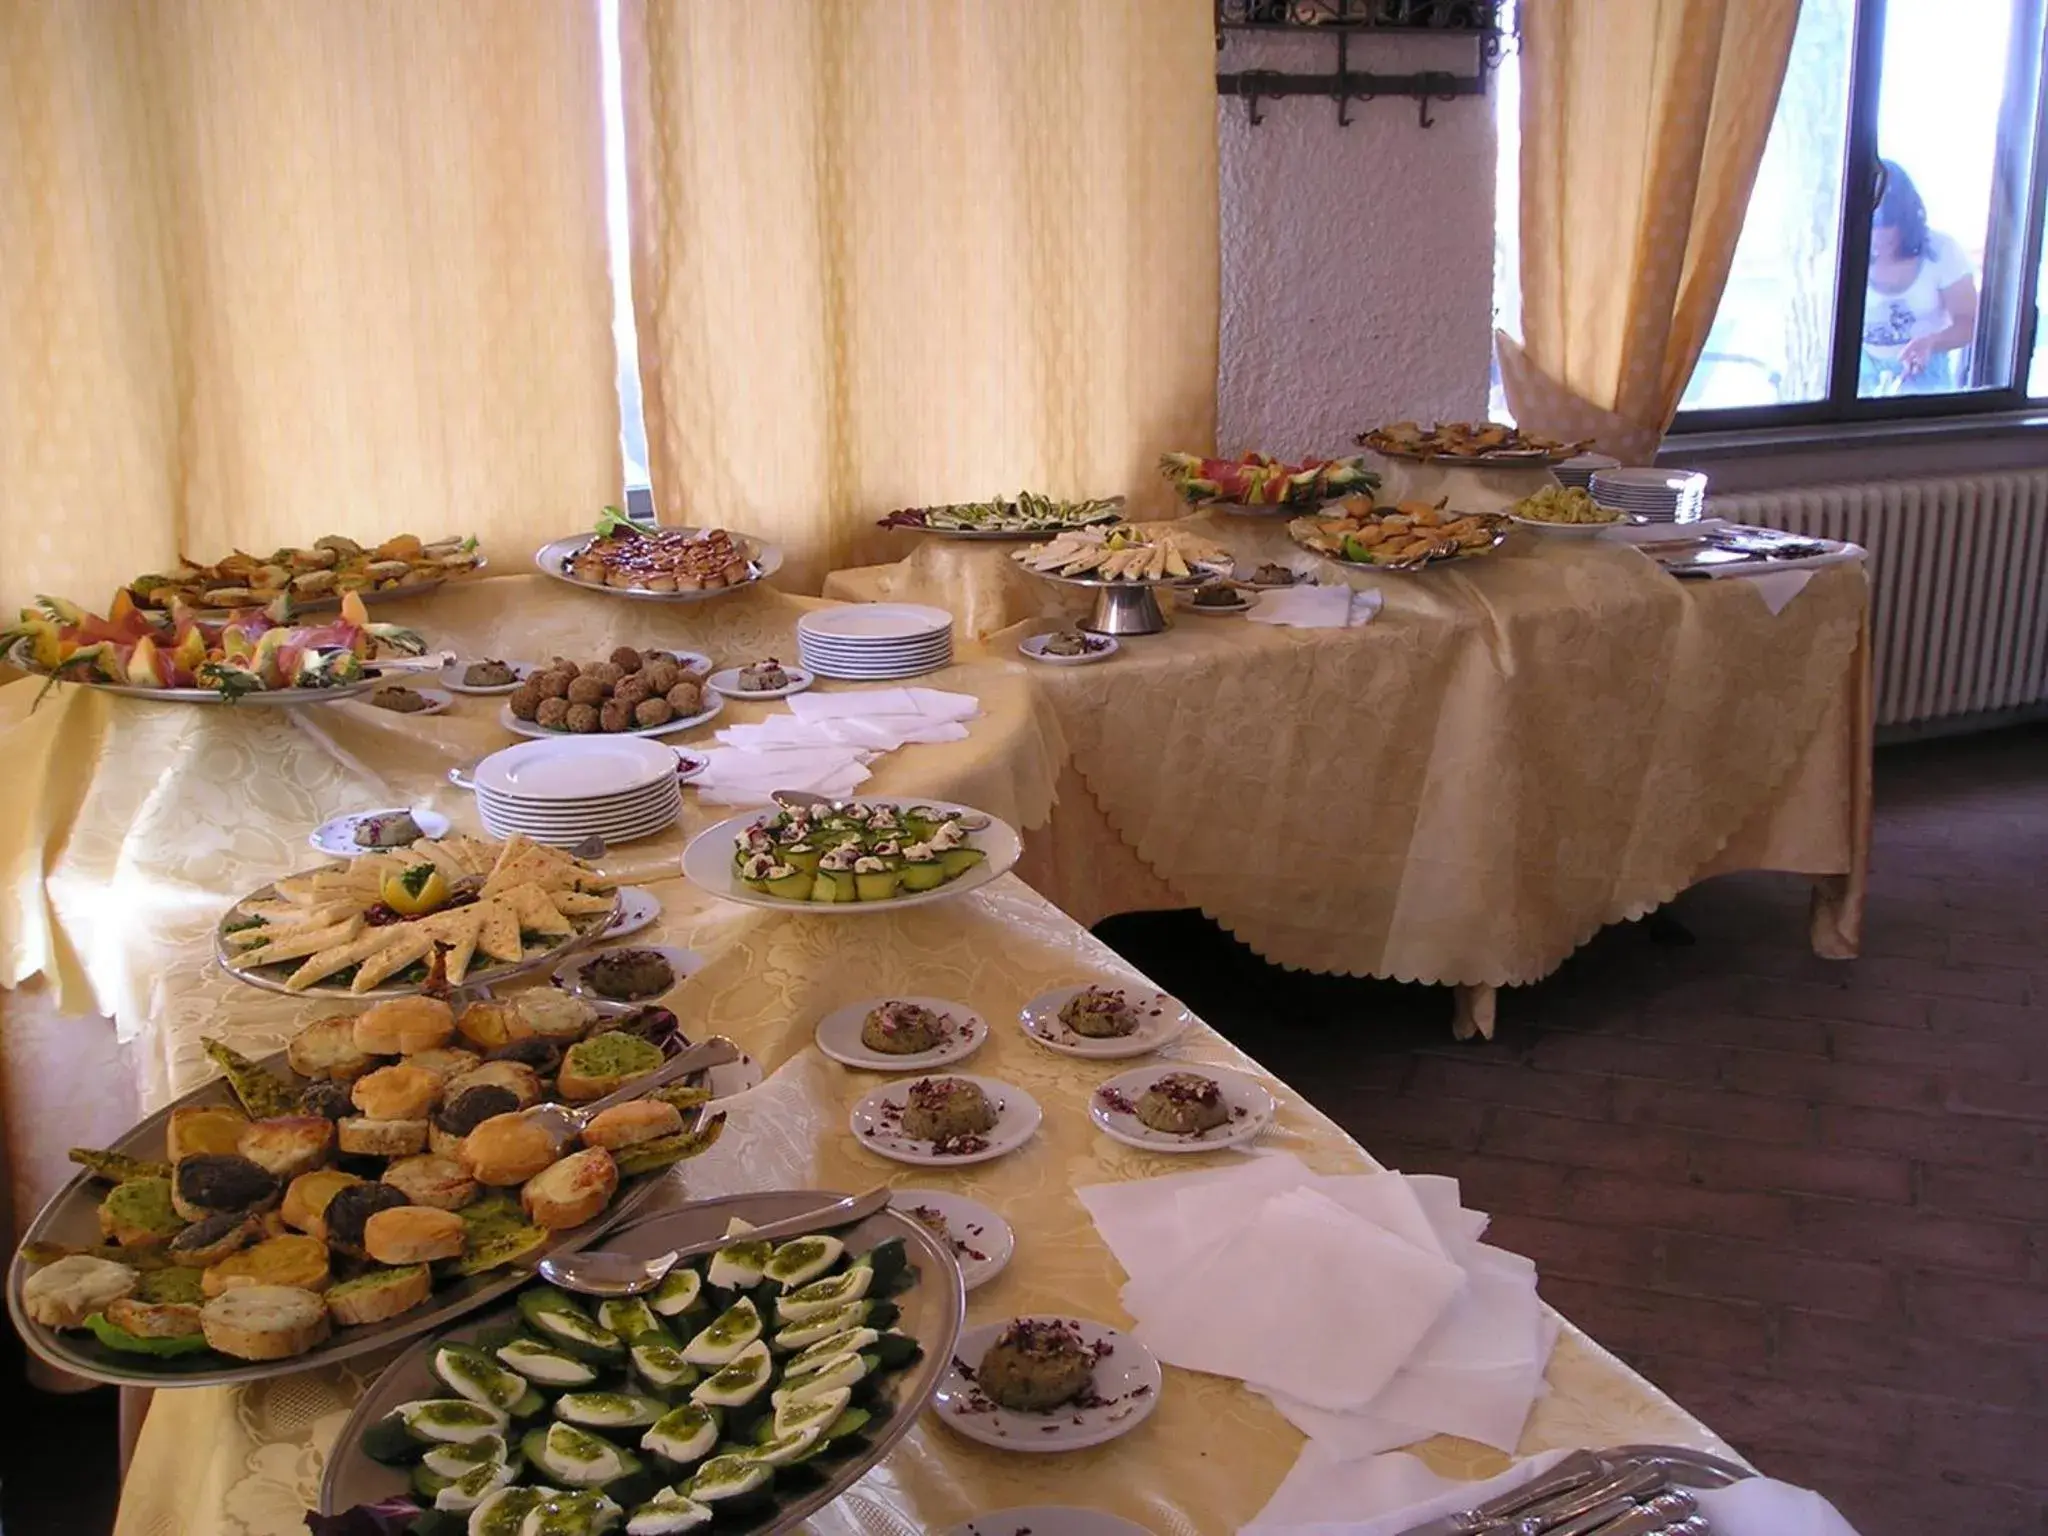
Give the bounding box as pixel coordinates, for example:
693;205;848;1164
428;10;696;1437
471;737;682;847
797;603;954;680
1554;452;1620;491
1590;467;1708;523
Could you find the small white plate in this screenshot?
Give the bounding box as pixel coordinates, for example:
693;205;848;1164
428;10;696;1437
889;1189;1013;1291
705;664;815;701
1089;1063;1276;1153
935;1317;1162;1453
1019;984;1192;1060
1182;593;1251;615
941;1511;1153;1536
816;997;987;1072
602;886;662;940
1508;514;1619;538
552;943;703;1003
1018;632;1119;667
439;659;536;695
673;749;709;782
362;685;453;717
500;694;722;740
849;1074;1040;1167
308;807;451;859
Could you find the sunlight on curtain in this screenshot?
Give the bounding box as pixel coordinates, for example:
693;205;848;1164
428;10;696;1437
620;0;1219;591
0;0;622;614
1496;0;1800;462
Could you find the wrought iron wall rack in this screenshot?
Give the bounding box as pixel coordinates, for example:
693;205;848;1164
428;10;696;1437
1215;1;1509;128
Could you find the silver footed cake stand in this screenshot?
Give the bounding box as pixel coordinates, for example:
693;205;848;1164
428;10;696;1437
1023;566;1222;636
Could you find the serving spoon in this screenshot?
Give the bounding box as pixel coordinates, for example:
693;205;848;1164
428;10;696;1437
538;1184;895;1296
523;1035;739;1144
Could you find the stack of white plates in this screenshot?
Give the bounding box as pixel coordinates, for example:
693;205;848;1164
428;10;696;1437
471;737;682;847
1590;467;1709;523
797;603;954;680
1555;452;1621;490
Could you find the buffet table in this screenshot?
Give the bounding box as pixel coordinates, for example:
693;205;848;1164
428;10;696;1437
107;870;1734;1536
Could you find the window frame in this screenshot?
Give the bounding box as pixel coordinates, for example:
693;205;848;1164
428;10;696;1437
1669;0;2048;434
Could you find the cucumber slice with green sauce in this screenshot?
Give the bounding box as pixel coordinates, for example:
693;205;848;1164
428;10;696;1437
772;1298;876;1350
396;1398;509;1445
685;1453;771;1504
688;1340;773;1409
630;1340;700;1393
770;1352;871;1405
762;1234;843;1289
466;1486;553;1536
774;1264;873;1324
783;1327;880;1379
420;1434;510;1479
623;1489;713;1534
517;1289;625;1362
431;1344;533;1413
648;1268;704;1318
641;1402;720;1465
520;1422;641;1488
771;1388;852;1439
497;1336;603;1388
553;1391;667;1430
596;1298;671;1344
681;1297;761;1366
523;1489;624;1535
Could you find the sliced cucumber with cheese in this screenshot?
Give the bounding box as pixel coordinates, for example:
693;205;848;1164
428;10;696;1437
517;1289;625;1363
521;1488;623;1535
596;1298;670;1344
466;1485;554;1536
433;1345;538;1415
685;1453;770;1504
745;1426;824;1467
640;1402;719;1465
421;1435;511;1480
623;1489;713;1534
395;1399;510;1446
496;1337;602;1389
629;1341;700;1393
782;1328;878;1380
772;1298;892;1350
552;1392;666;1431
705;1221;773;1290
771;1388;851;1440
648;1269;703;1319
773;1265;872;1324
520;1423;641;1488
688;1340;773;1409
762;1235;843;1290
768;1351;871;1407
415;1459;517;1513
681;1297;761;1366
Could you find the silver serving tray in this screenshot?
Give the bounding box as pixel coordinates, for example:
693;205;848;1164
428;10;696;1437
1018;562;1228;590
1289;521;1512;574
4;641;391;707
214;874;619;1002
183;557;491;617
6;1045;719;1389
534;530;785;604
890;503;1125;541
320;1189;965;1531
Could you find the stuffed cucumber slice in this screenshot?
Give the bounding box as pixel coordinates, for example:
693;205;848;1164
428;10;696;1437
761;1235;843;1290
623;1489;713;1534
552;1392;667;1431
771;1388;852;1440
705;1223;772;1290
647;1269;703;1319
688;1340;773;1409
522;1489;623;1535
774;1264;873;1324
684;1453;770;1505
768;1351;872;1406
782;1327;879;1380
516;1288;625;1363
520;1423;642;1489
772;1297;890;1350
640;1402;720;1466
466;1485;555;1536
433;1344;543;1416
680;1297;761;1366
629;1340;700;1393
595;1298;670;1344
393;1399;511;1446
421;1435;513;1480
496;1337;602;1389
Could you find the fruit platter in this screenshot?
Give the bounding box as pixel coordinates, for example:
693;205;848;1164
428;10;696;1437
1289;496;1512;572
1356;420;1593;465
117;533;484;613
682;798;1021;916
1;590;433;705
216;835;619;998
6;998;729;1388
1157;451;1379;515
536;510;783;603
875;492;1124;540
317;1189;961;1535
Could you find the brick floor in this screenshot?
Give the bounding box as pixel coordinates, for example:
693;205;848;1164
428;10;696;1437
1099;721;2048;1536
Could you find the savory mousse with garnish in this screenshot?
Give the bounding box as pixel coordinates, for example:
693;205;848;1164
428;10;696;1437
859;1001;950;1057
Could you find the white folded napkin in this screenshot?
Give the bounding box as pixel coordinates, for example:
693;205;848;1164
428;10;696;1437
1244;1447;1865;1536
692;688;981;803
690;745;871;807
1248;585;1384;629
786;687;978;724
1739;568;1815;614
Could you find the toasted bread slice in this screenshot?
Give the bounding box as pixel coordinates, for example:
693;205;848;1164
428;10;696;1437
201;1233;331;1297
285;1015;375;1081
96;1177;184;1248
105;1295;204;1339
521;1147;619;1229
336;1117;429;1157
285;929;392;993
363;1206;466;1264
280;1170;363;1238
236;1116;336;1181
557;1032;664;1103
22;1255;138;1328
200;1285;331;1360
404;1047;481;1085
380;1154;478;1211
166;1104;250;1163
325;1264;432;1327
501;883;573;938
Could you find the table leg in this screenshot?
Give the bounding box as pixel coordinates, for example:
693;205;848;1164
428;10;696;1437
119;1387;153;1480
1452;984;1496;1041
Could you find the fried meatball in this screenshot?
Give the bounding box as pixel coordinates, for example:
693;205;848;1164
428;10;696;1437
665;682;703;715
534;670;571;701
609;646;644;672
508;683;544;722
640;660;681;695
549;657;582;677
536;697;572;730
599;699;636;733
565;702;601;734
566;675;608;707
611;675;652;709
586;661;626;690
635;697;676;728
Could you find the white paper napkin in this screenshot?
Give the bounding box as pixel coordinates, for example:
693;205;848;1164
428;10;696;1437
1248;586;1384;628
1740;568;1816;614
690;745;872;807
786;687;978;724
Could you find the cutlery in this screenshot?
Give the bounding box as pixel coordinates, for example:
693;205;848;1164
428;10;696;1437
1576;1495;1701;1536
522;1036;738;1145
538;1184;894;1296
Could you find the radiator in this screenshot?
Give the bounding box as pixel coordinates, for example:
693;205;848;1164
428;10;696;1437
1710;472;2048;729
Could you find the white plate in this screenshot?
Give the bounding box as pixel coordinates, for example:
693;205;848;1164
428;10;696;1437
797;635;953;653
1509;514;1620;538
706;664;815;701
1019;984;1193;1060
935;1318;1162;1452
476;789;680;828
499;694;722;740
1089;1063;1276;1153
601;886;662;939
849;1074;1041;1167
802;662;953;681
533;530;784;602
439;659;536;695
1018;632;1119;666
816;996;988;1072
307;807;452;859
552;943;703;1003
480;800;679;837
682;796;1020;915
359;685;453;717
942;1511;1153;1536
1183;595;1250;615
798;603;953;641
471;736;679;800
888;1189;1013;1292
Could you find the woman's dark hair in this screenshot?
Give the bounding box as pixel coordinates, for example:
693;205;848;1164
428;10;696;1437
1872;158;1931;260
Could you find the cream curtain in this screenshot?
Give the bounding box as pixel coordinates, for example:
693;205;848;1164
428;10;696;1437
0;0;622;615
621;0;1218;591
1497;0;1801;464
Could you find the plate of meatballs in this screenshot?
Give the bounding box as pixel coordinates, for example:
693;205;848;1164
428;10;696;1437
501;647;721;739
848;1074;1040;1167
815;997;989;1073
1088;1065;1276;1153
1018;984;1193;1061
935;1315;1162;1452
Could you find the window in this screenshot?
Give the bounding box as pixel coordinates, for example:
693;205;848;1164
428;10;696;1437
1678;0;2047;426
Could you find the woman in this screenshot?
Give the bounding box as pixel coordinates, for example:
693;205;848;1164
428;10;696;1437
1861;159;1979;395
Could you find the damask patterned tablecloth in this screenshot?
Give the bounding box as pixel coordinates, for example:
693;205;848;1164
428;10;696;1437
110;874;1737;1536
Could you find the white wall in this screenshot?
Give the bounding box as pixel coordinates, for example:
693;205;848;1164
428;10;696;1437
1216;30;1498;460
